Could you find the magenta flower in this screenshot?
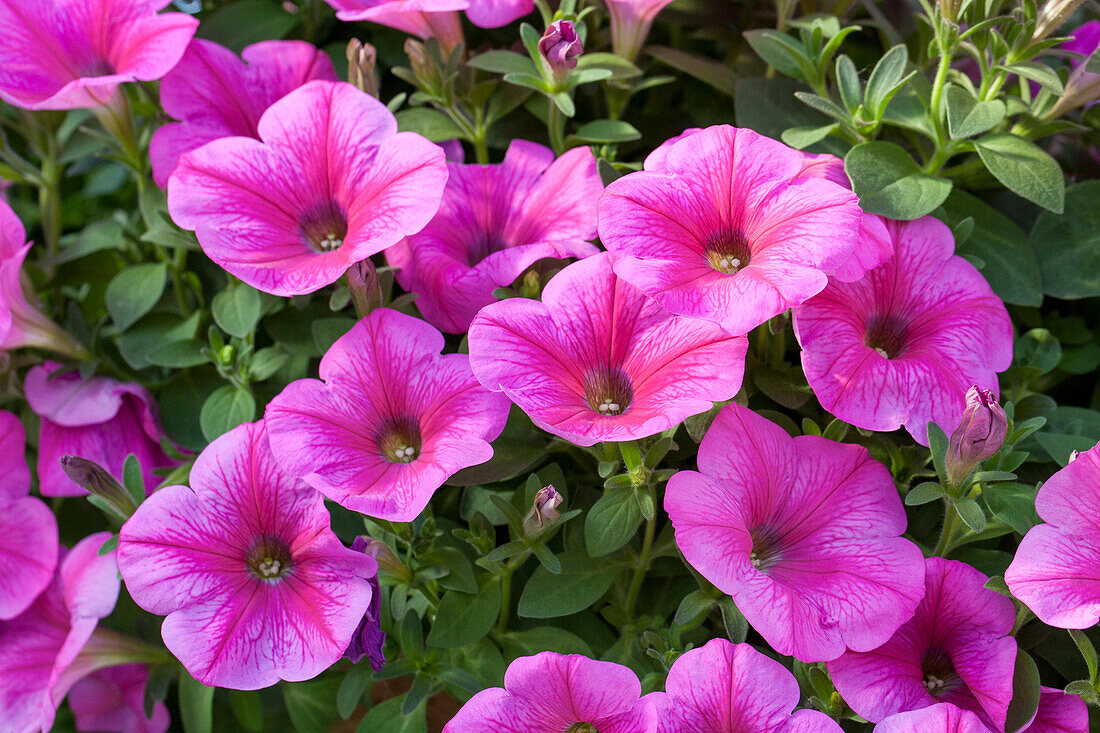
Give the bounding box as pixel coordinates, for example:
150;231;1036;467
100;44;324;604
598;125;862;336
150;38;337;187
465;0;533;27
0;410;58;620
444;651;659;732
1005;443;1100;628
665;403;925;662
167;80;447;296
266;308;509;521
652;638;843;732
468;252;748;446
387;140;602;333
0;0;197;110
603;0;676;61
873;704;991;733
793;216;1012;445
1026;688;1088;733
342;537;386;671
323;0;466;52
539;20;583;78
117;421;377;689
68;664;170;733
25;362;176;497
828;557;1017;730
0;532;121;733
0;200;87;358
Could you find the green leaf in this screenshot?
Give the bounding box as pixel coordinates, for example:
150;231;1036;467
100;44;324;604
227;691;263;732
864;45;911;118
647;46;737;98
743;29;814;82
973;133;1064;214
147;340;208;368
905;481;947;506
283;678;340;733
122;453;144;505
928;422;949;483
953;497;988;532
575;53;642;80
420;547;477;593
1005;650;1042;733
735;78;836;149
982;481;1040;534
585;487;644;557
311;317;355;354
567;119;641;144
212;284;261;339
106;263;167;331
196;0;297;52
550;92;575;117
945;85;1006;139
1035;432;1096;466
248;347;289;382
501;72;548;93
844;141;952;219
1069;629;1099;683
178;672;214;733
499;627;593;660
781;123;839;149
356;697;426;733
466;49;537;75
997;62;1064;95
395;108;466;143
1029;181;1100;298
673;589;715;626
835;55;862;113
426;583;502;648
200;385;256;442
518;551;619;619
718;597;749;644
336;664;372;720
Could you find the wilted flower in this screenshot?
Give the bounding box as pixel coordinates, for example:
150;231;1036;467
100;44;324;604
265;308;510;521
167;81;447;296
946;386;1007;485
603;0;676;61
469;253;748;446
322;0;466;53
599;125;862;336
347;39;379;96
523;486;562;537
68;664;170;733
25;362;176;497
1006;441;1100;628
539;20;583;79
444;652;659;732
794;216;1012;445
150;38;337;187
1034;0;1089;40
873;704;989;733
117;421;377;689
829;557;1018;730
342;537;386;672
0;0;197;110
388;140;602;333
651;638;844;732
665;403;925;662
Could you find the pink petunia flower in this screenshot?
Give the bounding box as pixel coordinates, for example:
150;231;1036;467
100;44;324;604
150;38;337;188
1025;688;1089;733
116;420;378;690
873;704;991;733
468;252;748;446
0;410;58;620
167;80;448;296
265;308;510;521
651;638;844;732
603;0;675;61
0;532;121;733
387;139;602;333
828;557;1018;730
68;664;170;733
324;0;467;52
0;0;197;110
25;362;176;497
465;0;533;28
793;216;1012;445
443;651;659;732
0;200;87;359
1005;442;1100;628
665;403;925;662
598;125;863;336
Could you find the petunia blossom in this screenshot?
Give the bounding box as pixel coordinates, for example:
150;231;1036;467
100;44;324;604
1025;688;1089;733
1005;442;1100;628
873;704;991;733
603;0;676;61
341;537;386;671
598;125;863;336
665;403;925;662
117;420;378;690
468;252;748;446
150;38;337;187
652;638;844;732
793;216;1012;445
265;308;510;521
323;0;467;52
828;557;1018;730
0;409;58;620
387;139;602;333
0;199;87;358
167;80;447;296
0;0;197;110
68;664;170;733
0;532;121;733
25;362;176;497
443;651;659;732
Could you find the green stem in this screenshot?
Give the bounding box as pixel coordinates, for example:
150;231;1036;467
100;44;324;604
497;571;513;634
928;46;953;149
624;485;657;620
474;133;489;165
547;101;565;156
932;497;962;557
38;143;61;260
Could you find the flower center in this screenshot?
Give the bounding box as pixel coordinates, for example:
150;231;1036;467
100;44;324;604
299;200;349;253
703;227;752;274
921;648;962;696
376;415;423;464
79;58;117;77
466;229;509;266
748;525;782;572
245;534;293;582
864;314;909;359
582;366;634;417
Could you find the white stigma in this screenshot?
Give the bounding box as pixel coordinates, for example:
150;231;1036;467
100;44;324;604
750;552;762;568
874;347;890;359
717;257;741;273
391;445;417;462
258;557;282;578
924;675;946;692
597;400;621;415
319;233;343;251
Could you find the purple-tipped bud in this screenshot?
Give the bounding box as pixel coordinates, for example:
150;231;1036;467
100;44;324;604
343;536;386;671
60;455;138;518
523;485;563;538
538;20;583;79
946;386;1007;485
346;260;382;317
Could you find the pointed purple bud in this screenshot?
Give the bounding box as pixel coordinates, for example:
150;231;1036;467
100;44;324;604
523;485;563;538
946;386;1007;485
343;537;386;671
538;20;583;79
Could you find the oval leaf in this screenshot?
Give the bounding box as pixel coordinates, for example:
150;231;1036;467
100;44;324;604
518;552;619;619
974;133;1065;214
106;263;167;332
845;141;952;220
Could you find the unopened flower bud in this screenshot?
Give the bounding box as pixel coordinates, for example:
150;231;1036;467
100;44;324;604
61;455;137;518
538;20;583;82
1034;0;1087;40
946;386;1007;485
347;260;383;317
343;536;386;670
405;38;432;81
346;39;379;97
363;537;406;580
523;485;562;538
